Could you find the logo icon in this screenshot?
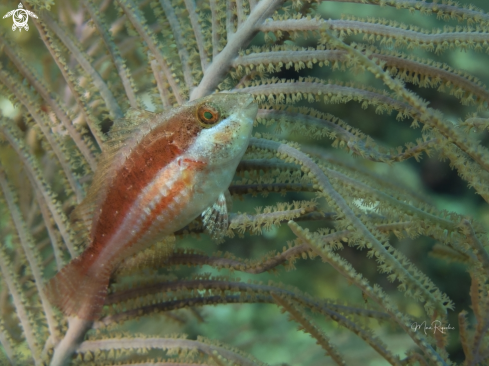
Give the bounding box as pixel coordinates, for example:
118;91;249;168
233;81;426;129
3;3;38;32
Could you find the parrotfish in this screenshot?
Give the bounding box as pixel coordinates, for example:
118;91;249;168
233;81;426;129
45;93;257;320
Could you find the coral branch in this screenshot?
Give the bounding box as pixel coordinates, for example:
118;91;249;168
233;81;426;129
272;293;347;366
82;0;138;109
49;317;93;366
78;337;262;366
0;171;59;341
116;0;184;104
190;0;286;99
38;11;124;119
288;220;447;365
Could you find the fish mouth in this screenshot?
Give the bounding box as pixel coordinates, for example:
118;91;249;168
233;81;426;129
237;93;255;107
234;93;257;118
239;95;258;122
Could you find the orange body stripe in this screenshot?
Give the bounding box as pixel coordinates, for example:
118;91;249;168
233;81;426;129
91;118;201;256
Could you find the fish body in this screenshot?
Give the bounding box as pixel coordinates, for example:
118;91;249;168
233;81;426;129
46;93;257;320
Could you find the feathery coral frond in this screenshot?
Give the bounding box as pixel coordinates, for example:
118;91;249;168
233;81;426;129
1;0;489;365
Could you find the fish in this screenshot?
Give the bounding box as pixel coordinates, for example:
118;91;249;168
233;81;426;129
45;93;257;320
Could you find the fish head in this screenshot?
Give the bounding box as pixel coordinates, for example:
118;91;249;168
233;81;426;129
186;93;257;166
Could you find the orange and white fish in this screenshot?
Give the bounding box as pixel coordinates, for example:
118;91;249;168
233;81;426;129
45;93;257;320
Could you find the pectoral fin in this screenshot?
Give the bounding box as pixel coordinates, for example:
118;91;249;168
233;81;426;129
202;192;229;242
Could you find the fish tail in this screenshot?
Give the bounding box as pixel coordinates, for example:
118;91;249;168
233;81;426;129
45;251;110;321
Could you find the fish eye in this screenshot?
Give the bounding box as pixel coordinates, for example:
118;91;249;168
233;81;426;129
197;104;220;127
